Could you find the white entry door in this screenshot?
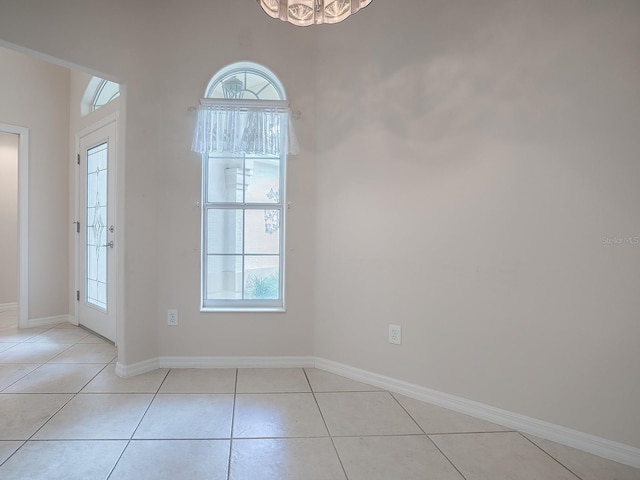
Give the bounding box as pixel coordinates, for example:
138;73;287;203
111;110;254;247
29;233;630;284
77;121;117;342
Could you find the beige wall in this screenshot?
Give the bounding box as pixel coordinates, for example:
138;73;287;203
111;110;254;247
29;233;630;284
0;47;70;319
314;1;640;448
0;0;639;450
0;133;18;305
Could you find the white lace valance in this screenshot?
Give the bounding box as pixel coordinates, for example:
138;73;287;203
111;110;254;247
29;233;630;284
191;99;299;156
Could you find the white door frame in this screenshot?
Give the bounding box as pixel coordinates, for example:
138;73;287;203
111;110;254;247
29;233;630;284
75;112;119;342
0;123;29;327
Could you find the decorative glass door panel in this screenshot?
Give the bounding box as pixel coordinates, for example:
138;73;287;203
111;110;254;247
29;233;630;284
86;142;108;310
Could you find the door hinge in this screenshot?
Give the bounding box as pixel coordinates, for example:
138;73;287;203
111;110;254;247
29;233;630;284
76;290;80;301
77;153;80;165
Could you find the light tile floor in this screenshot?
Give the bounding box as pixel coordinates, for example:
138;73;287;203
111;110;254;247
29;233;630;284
1;310;639;479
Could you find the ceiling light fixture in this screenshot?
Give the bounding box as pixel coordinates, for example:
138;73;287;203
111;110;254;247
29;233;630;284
257;0;373;26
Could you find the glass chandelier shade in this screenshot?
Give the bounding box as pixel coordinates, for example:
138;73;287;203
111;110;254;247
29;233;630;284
257;0;373;26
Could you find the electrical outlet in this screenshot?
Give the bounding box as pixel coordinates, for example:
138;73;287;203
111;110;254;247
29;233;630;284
167;309;178;326
389;324;401;345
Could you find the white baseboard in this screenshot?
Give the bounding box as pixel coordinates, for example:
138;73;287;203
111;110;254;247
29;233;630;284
115;357;160;378
115;356;316;378
113;355;640;469
25;314;73;328
0;302;17;313
315;358;640;469
158;355;317;370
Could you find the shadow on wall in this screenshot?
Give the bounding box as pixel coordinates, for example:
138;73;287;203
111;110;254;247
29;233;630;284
314;0;640;157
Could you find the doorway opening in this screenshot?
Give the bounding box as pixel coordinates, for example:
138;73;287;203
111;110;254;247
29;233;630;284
0;124;29;327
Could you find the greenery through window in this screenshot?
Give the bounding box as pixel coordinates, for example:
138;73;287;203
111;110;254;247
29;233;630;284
200;63;287;311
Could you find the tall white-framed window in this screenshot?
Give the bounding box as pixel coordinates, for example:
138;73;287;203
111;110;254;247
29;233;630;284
193;62;295;311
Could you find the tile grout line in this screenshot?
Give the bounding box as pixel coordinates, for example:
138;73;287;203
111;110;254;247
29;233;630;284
0;345;112;467
226;368;239;480
73;360;113;393
6;347;118;447
0;440;26;469
303;368;351;480
0;320;31;421
1;326;138;475
0;319;112;442
23;387;86;441
0;342;77;368
518;431;584;480
389;391;469;480
425;435;469;480
28;323;88;363
0;360;49;392
1;353;115;394
105;367;172;479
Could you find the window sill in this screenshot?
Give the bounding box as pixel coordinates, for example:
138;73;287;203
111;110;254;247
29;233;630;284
200;307;286;314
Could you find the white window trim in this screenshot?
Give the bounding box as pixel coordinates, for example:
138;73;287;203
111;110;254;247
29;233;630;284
200;149;287;312
198;63;290;313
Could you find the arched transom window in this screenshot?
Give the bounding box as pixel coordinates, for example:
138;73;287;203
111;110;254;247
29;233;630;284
92;79;120;110
205;62;285;101
81;76;120;117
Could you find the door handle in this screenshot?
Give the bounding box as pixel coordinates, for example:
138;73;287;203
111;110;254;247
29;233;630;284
103;241;114;248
